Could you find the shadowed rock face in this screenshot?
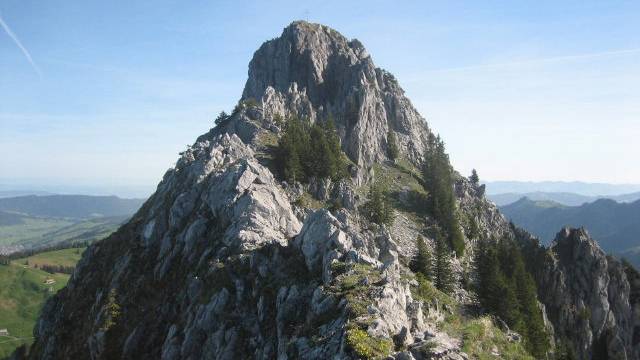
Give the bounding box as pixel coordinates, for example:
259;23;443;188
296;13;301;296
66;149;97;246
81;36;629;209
533;227;640;359
236;21;432;184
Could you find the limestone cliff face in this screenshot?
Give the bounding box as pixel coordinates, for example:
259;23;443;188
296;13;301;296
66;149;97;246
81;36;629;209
223;21;432;185
524;227;640;359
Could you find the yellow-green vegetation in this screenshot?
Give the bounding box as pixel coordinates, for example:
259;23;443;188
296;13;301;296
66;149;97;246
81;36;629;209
346;326;393;360
411;273;456;308
99;289;121;332
458;318;534;360
0;248;84;358
330;262;392;359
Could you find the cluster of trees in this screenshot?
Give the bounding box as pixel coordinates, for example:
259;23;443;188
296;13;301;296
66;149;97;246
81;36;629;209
476;238;550;358
364;181;394;226
214;111;231;127
275;115;348;183
36;263;75;274
422;134;465;256
410;233;454;293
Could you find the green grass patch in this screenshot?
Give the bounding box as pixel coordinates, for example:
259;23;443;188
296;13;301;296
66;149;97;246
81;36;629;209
0;248;82;358
408;274;534;359
410;273;456;308
459;317;534;360
346;326;393;360
18;247;85;268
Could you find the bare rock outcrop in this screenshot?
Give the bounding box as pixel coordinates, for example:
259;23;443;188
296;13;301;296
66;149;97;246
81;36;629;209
219;21;433;185
533;227;640;359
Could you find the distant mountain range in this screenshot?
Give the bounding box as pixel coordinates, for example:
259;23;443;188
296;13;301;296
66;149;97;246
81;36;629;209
488;191;640;206
500;197;640;266
485;181;640;196
0;190;54;198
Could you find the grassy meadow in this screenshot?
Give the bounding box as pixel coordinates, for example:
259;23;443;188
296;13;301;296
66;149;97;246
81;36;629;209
0;248;84;358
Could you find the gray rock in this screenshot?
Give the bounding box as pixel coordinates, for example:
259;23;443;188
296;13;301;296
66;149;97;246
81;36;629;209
531;227;639;359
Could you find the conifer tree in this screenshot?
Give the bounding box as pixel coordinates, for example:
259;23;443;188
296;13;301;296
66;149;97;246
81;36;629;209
422;133;465;256
476;238;550;358
283;146;303;183
275;115;347;183
365;181;394;226
214;111;230;126
470;169;479;184
276;115;309;182
467;216;480;240
308;123;332;178
433;230;454;293
387;130;399;161
324;118;347;180
410;235;432;280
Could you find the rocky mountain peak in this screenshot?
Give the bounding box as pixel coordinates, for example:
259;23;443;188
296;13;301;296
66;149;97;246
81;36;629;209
242;21;371;103
533;227;640;359
226;21;432;184
12;22;640;360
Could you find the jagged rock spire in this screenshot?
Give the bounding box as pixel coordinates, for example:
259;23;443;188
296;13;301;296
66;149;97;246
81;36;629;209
231;21;433;184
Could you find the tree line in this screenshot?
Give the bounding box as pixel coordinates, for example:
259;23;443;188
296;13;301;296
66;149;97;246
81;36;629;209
36;263;75;275
0;241;87;266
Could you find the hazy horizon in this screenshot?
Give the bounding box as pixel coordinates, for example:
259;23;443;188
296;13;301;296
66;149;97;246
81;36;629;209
2;1;639;185
3;178;640;199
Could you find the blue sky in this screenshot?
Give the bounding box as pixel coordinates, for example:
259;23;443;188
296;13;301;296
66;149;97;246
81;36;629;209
1;0;639;196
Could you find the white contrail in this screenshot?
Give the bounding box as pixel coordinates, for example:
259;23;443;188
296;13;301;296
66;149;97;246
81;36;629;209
0;14;42;77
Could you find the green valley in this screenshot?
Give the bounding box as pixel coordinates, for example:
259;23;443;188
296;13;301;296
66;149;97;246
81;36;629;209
0;248;84;358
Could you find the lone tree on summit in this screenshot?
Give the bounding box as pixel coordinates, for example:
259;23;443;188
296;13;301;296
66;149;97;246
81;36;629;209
470;169;479;184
